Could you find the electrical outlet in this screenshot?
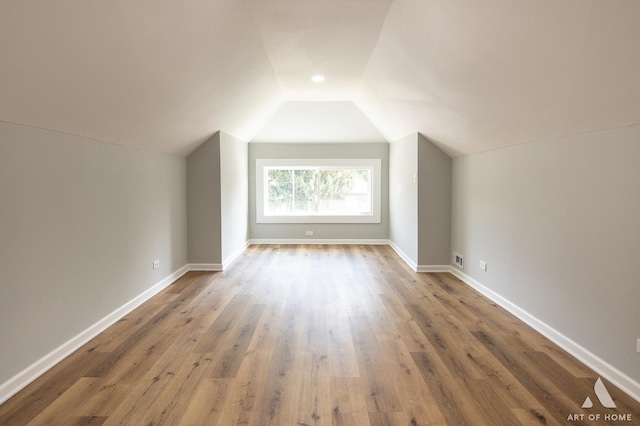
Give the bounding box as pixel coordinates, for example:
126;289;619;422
153;260;160;270
305;231;313;237
479;261;487;271
637;338;640;354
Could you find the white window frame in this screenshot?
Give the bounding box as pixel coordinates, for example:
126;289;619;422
256;158;381;224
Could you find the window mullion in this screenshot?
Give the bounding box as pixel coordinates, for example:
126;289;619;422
316;167;320;213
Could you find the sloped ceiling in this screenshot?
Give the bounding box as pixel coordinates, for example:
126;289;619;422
357;0;640;156
0;0;282;156
1;0;639;157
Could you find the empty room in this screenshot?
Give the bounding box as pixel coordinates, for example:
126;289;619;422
1;1;639;425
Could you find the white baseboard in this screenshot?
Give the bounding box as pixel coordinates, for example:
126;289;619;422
248;238;389;245
449;267;640;404
0;264;190;405
387;240;418;271
188;263;223;271
249;240;447;274
222;241;250;270
416;265;450;273
5;249;637;407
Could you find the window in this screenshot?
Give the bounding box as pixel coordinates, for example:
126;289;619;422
256;159;381;223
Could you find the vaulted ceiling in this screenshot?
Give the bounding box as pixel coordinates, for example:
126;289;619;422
2;0;640;157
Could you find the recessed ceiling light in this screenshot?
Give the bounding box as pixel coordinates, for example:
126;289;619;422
311;75;325;83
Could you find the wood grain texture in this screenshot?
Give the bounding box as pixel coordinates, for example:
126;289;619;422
1;245;638;425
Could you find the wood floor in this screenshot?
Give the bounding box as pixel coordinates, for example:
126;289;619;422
1;245;638;425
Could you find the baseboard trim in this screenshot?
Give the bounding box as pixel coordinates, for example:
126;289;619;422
387;241;418;271
416;265;451;273
188;263;223;271
449;267;640;404
248;238;390;245
0;264;190;405
222;241;250;270
6;250;637;407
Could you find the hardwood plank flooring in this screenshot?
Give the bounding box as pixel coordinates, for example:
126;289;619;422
1;245;638;425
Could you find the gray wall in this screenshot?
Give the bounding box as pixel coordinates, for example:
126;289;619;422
451;124;640;384
418;134;452;266
220;132;249;264
0;121;187;384
248;143;389;240
187;133;222;264
389;134;418;263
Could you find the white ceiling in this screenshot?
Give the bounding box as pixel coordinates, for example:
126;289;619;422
248;0;392;102
1;0;639;156
252;101;385;143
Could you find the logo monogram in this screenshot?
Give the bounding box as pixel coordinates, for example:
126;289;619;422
582;377;616;409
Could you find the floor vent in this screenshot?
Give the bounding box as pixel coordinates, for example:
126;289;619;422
454;252;464;268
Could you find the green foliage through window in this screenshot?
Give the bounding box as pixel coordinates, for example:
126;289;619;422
266;167;371;215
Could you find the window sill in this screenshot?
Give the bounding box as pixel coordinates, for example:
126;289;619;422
257;214;380;224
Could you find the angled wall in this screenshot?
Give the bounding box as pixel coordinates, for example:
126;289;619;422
187;133;222;265
389;134;418;265
451;124;640;390
219;132;249;265
417;134;452;267
389;133;452;269
0;121;187;386
187;131;249;267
